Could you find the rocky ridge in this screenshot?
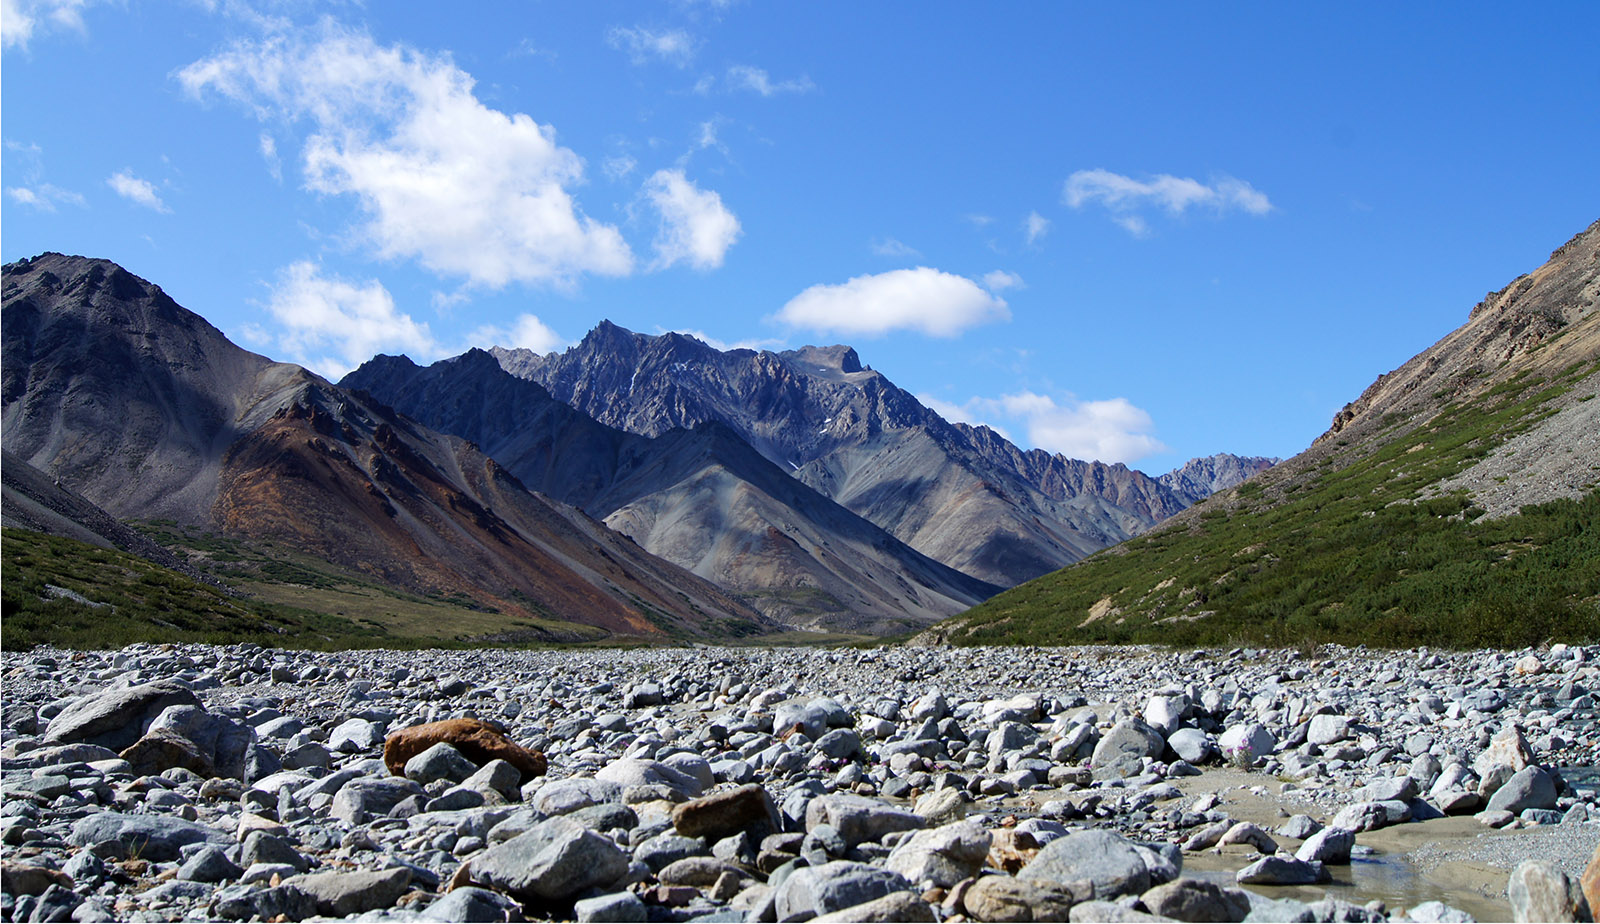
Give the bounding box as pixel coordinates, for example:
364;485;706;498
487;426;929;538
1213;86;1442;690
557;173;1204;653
3;643;1597;922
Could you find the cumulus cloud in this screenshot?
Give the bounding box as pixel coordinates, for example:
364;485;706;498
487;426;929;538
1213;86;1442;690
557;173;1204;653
921;389;1166;465
1063;168;1273;235
777;267;1010;338
643;168;741;270
6;183;85;211
2;0;96;49
469;313;566;354
607;25;695;67
258;261;437;379
180;21;634;289
726;65;813;96
1024;210;1050;244
106;170;168;212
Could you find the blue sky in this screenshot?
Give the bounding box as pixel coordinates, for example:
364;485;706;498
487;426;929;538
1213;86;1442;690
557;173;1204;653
5;2;1597;474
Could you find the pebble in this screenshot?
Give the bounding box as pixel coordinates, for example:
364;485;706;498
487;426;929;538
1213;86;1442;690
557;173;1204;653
2;641;1596;922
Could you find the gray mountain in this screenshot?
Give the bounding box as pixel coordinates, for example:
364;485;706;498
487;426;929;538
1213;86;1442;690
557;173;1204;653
343;350;999;633
1159;453;1281;505
492;325;1252;587
2;253;765;639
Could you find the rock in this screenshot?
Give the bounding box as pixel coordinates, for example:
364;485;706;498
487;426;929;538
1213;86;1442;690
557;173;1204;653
1584;844;1600;924
1473;726;1536;796
595;757;705;798
1019;829;1153;898
1507;860;1588;923
1216;723;1276;765
42;679;200;751
118;729;214;779
775;861;914;921
624;682;664;708
1144;694;1187;737
1140;877;1251;922
241;831;310;872
1236;856;1327;885
914;788;968;826
813;890;937;922
462;816;629;903
1182;819;1233;852
532;777;624;815
1217;822;1277;855
1276;815;1321;840
330;776;425;824
176;846;243;883
1353;776;1419;804
574;890;648;923
1166;728;1213;764
143;704;255;780
1331;801;1405;833
1091;718;1167;772
1485;766;1559;814
1;864;73;897
658;856;741;887
459;758;523;802
816;727;864;760
1295;827;1355;864
806;793;927;848
1405;901;1477;923
418;886;527;922
1436;790;1483;815
329;717;385;752
960;875;1086;922
1307;714;1351;746
67;812;230;862
384;718;547;783
213;882;319;921
405;741;481;785
1066;899;1170;922
672;783;780;840
884;820;992;887
285;867;411;917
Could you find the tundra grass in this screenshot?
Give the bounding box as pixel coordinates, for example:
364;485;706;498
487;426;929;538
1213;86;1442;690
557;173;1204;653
949;365;1600;649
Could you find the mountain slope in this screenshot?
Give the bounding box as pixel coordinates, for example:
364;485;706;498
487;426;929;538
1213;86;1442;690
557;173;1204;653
1159;453;1281;505
343;351;999;632
491;327;1203;587
929;220;1600;648
2;253;766;640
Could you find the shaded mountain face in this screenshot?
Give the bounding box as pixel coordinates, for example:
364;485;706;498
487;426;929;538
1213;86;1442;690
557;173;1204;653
1159;453;1281;505
2;253;766;639
934;220;1600;648
343;350;999;633
491;328;1221;587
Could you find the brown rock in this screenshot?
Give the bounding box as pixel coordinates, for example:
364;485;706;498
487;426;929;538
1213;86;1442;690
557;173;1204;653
382;719;546;783
119;729;214;778
1;863;73;897
960;874;1085;922
1582;843;1600;924
672;784;780;840
986;829;1041;875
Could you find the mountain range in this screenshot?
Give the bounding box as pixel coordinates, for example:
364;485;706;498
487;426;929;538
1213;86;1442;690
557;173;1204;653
935;219;1600;648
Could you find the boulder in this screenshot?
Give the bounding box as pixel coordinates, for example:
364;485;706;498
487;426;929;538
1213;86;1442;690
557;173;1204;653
812;890;937;922
463;816;629;903
1217;723;1276;765
284;868;411;917
672;784;781;840
1140;877;1251;923
67;813;230;862
1166;728;1212;765
960;875;1085;922
1507;860;1589;923
419;886;528;922
1485;766;1559;814
1090;718;1166;772
1019;829;1152;898
595;757;705;799
806;793;926;848
330;777;425;824
383;718;547;783
1295;826;1355;864
43;680;200;751
883;820;992;887
404;742;480;786
1235;856;1328;886
775;861;913;921
1473;725;1536;796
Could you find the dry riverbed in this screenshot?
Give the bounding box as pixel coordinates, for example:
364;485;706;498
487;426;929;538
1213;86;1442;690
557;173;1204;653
3;643;1598;922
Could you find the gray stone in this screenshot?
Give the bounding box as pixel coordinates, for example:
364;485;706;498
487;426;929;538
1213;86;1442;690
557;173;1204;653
532;777;624;815
143;704;256;780
1091;718;1166;771
284;867;411;917
331;776;424;823
1473;725;1536;796
624;682;663;708
960;875;1086;922
1217;822;1277;855
806;793;926;848
1295;826;1354;864
419;886;528;922
1166;728;1213;764
67;812;230;862
329;718;385;752
595;757;705;799
458;759;523;802
1066;899;1169;922
176;846;243;883
1486;766;1559;814
812;890;937;922
464;816;629;902
658;856;741;887
405;741;480;785
1405;900;1477;923
884;820;991;887
815;728;863;760
1276;814;1322;840
1235;856;1327;886
1507;860;1588;923
775;860;913;921
1144;695;1187;737
1307;714;1351;746
1020;829;1152;898
43;680;200;751
1353;775;1419;804
575;890;648;923
1141;877;1251;923
1217;723;1276;765
241;831;310;872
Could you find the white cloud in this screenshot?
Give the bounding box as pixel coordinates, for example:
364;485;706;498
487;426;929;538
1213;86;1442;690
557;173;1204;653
777;267;1010;338
869;237;921;258
106;170;169;212
924;389;1166;464
5;183;85;211
643;168;741;270
655;327;784;353
259;133;281;181
726;65;813;96
180;21;634;289
1064;168;1273;235
607;25;695;67
2;0;96;49
261;261;437;379
469;313;566;354
982;270;1023;293
602;154;637;181
1024;210;1050;244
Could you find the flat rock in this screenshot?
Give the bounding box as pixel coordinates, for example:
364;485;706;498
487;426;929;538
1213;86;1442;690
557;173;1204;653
1236;856;1327;886
463;815;629;903
67;812;230;862
775;860;913;921
1141;877;1251;923
1019;829;1152;898
807;793;927;848
43;680;200;751
672;783;780;840
812;890;937;922
285;867;411;917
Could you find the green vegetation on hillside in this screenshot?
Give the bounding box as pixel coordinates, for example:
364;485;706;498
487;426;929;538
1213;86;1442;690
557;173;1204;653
949;365;1600;649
